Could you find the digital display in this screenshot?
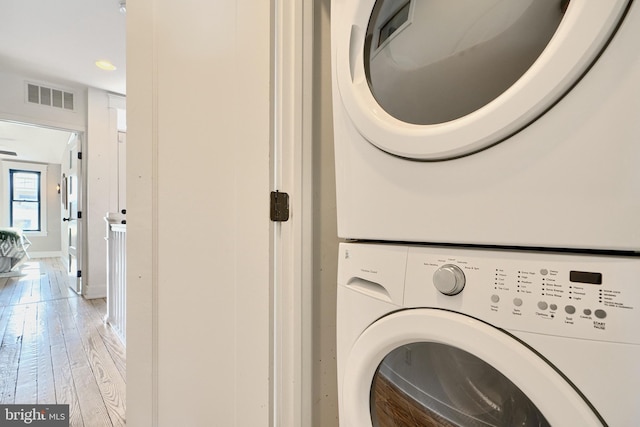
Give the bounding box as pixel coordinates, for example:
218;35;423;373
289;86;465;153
570;271;602;285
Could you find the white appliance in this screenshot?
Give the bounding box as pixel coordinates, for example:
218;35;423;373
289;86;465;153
337;242;640;426
331;0;640;251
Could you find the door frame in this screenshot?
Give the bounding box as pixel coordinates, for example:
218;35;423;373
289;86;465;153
0;117;86;281
271;0;315;425
125;0;314;425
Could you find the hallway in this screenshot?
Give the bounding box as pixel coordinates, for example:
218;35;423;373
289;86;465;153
0;258;126;426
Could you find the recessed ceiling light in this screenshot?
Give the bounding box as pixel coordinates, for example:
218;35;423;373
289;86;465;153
95;60;117;71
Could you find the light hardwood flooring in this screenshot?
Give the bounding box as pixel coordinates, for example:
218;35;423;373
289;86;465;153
0;258;126;426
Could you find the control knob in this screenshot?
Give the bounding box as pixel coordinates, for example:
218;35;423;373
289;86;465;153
433;264;466;295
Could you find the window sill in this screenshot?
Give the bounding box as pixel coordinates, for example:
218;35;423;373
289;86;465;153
24;231;48;238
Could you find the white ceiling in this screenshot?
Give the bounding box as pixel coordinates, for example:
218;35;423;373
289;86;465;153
0;0;126;164
0;0;126;95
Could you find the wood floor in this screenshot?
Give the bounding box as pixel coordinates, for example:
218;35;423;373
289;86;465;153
0;258;126;426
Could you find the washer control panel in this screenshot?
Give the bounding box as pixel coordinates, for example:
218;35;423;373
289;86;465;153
404;245;640;345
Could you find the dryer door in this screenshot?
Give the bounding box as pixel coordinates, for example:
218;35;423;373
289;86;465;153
334;0;630;159
341;309;604;426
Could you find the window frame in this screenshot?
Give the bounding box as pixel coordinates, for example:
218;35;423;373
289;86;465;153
9;169;42;232
2;161;48;237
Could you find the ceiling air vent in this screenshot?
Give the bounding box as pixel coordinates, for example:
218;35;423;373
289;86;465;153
26;83;75;111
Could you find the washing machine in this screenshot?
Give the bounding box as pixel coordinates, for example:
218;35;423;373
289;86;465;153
331;0;640;251
337;242;640;426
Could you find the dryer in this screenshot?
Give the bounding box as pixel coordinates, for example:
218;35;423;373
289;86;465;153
337;242;640;426
331;0;640;251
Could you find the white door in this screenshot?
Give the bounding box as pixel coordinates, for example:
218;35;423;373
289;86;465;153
62;133;82;293
341;309;604;426
125;1;280;425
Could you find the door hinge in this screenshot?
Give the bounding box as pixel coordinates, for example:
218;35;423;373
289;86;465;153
77;270;82;278
77;211;82;219
270;191;289;222
77;152;82;160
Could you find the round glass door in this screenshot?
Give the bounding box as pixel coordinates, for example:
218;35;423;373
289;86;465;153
371;342;550;426
341;309;604;426
334;0;630;159
365;0;565;126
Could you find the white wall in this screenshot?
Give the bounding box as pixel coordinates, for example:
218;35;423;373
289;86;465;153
85;89;124;299
126;0;272;425
0;160;62;255
0;69;86;132
84;88;123;298
42;163;63;255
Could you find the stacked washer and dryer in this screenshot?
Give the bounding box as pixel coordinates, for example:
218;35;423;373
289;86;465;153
331;0;640;426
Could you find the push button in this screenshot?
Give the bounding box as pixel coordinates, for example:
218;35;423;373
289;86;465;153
537;301;548;310
595;309;607;319
513;298;523;307
565;305;576;315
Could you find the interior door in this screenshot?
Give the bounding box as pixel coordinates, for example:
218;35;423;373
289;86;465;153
62;133;82;293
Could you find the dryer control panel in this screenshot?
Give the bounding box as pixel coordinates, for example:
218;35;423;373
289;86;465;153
402;245;640;345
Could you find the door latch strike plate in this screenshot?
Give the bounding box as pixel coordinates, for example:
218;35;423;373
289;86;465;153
270;191;289;222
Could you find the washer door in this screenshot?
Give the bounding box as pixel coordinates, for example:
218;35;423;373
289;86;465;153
341;310;604;426
335;0;630;159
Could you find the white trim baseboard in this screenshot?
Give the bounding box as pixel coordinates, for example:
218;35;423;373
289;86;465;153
28;251;63;259
83;283;107;300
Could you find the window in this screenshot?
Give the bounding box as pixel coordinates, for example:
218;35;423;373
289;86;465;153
2;161;48;236
10;169;41;231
